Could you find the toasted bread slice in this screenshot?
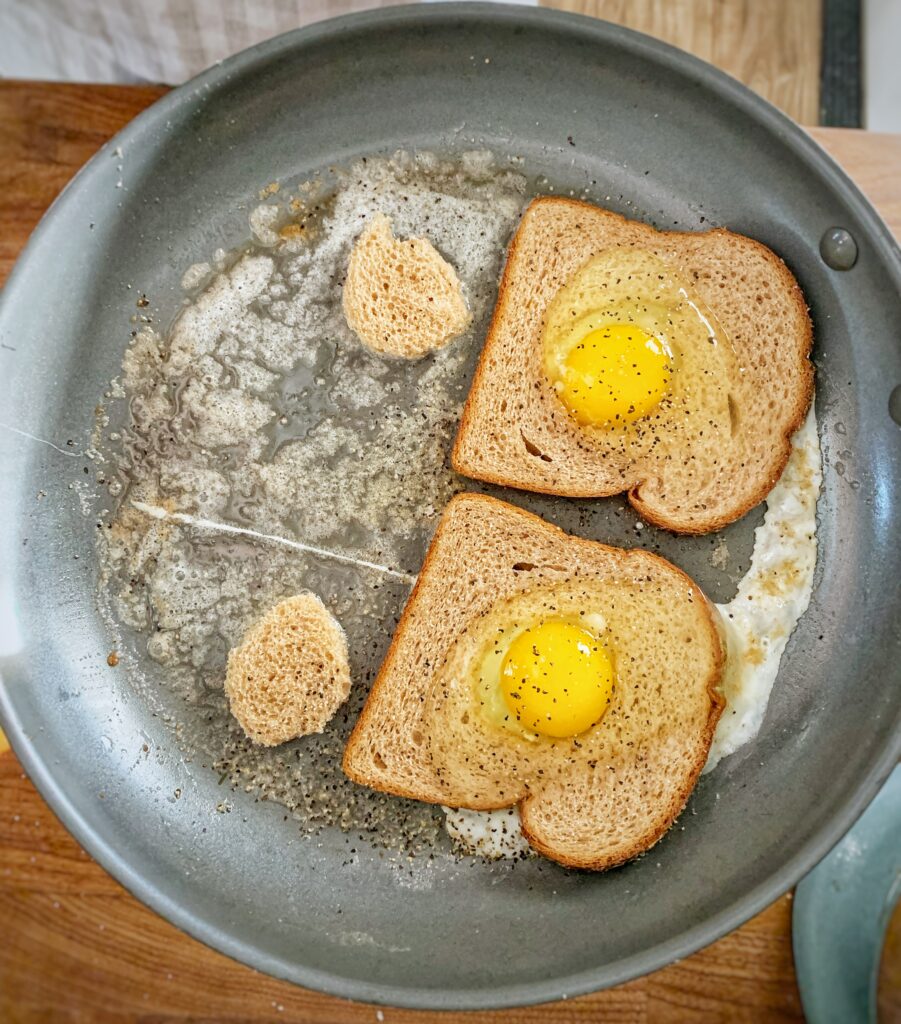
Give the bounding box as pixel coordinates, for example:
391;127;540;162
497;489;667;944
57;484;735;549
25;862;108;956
342;213;471;358
452;198;813;533
343;494;724;870
225;594;351;746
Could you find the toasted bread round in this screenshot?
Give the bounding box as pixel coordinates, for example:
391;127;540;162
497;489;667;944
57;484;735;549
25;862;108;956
451;197;814;534
225;593;351;746
342;213;471;359
343;494;724;870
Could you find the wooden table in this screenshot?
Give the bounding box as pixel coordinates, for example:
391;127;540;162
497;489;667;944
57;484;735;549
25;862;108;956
1;81;899;1024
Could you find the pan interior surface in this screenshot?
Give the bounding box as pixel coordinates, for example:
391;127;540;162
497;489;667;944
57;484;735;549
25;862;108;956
0;5;899;1010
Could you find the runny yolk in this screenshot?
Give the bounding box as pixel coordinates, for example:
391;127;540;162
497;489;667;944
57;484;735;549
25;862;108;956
500;619;615;738
558;323;671;426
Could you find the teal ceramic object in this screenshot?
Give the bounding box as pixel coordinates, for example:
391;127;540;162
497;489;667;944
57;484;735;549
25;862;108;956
794;767;901;1023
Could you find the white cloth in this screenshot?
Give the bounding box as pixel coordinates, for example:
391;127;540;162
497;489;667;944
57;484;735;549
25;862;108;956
0;0;403;84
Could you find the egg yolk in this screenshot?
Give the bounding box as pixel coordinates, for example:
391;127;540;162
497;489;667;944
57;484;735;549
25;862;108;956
557;323;671;425
500;620;614;738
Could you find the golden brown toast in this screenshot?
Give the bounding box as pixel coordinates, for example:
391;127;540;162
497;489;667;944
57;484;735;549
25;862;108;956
452;198;813;533
343;494;724;870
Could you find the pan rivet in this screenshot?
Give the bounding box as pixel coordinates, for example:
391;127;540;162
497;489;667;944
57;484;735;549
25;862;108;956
890;385;901;427
819;227;858;270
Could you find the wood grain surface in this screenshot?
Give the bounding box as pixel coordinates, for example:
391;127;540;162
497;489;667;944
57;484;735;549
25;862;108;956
540;0;822;125
1;80;899;1024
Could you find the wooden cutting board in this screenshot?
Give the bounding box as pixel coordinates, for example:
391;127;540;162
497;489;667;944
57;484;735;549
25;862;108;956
1;80;899;1024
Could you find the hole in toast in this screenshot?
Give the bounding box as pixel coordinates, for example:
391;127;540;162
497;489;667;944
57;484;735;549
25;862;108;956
520;431;552;462
372;751;388;771
728;393;740;436
411;729;424;747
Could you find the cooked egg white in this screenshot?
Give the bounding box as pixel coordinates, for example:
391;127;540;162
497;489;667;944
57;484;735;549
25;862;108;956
705;403;821;771
443;806;531;859
445;403;821;854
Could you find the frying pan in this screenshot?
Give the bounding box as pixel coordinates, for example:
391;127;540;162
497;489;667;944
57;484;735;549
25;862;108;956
1;4;899;1010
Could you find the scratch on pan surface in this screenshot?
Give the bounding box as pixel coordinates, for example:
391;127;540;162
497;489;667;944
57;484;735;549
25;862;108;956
130;501;418;583
0;422;82;457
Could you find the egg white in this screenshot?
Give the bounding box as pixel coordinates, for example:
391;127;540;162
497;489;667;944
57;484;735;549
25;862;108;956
443;806;532;859
444;402;822;855
705;403;821;771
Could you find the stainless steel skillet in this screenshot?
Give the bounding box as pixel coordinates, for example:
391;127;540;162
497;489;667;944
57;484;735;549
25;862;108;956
0;3;899;1010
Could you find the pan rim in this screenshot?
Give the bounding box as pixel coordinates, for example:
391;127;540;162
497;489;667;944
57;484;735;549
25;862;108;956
1;2;900;1010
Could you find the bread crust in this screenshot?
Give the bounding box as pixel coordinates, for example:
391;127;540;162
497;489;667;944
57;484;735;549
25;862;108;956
341;495;457;800
452;197;814;534
343;493;725;869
